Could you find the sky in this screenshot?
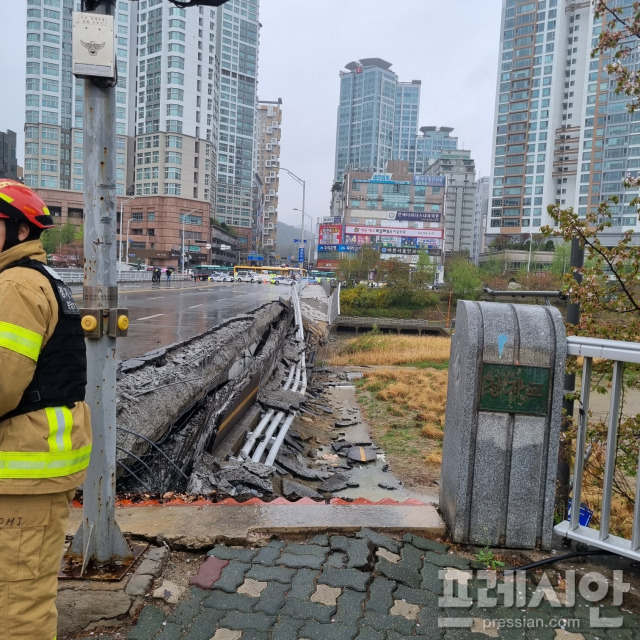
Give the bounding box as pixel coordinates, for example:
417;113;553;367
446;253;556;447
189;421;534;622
0;0;503;228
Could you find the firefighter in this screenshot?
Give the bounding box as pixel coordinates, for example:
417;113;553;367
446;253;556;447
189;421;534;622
0;180;92;640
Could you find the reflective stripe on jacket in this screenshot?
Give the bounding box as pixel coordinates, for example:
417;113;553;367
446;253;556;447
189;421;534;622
0;240;92;494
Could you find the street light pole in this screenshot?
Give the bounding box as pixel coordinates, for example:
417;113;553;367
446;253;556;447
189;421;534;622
125;217;134;263
119;195;137;274
179;207;203;274
281;167;306;269
182;217;185;275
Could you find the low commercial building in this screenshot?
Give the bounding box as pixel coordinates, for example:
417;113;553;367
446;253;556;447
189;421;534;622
323;160;445;270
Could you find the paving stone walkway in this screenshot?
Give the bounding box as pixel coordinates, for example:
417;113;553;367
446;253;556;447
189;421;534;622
80;529;640;640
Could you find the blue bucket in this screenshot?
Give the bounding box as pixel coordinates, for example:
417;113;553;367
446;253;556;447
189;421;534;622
567;499;593;527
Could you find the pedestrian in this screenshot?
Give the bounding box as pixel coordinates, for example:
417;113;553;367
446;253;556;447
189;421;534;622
166;267;173;284
0;180;92;640
152;267;161;284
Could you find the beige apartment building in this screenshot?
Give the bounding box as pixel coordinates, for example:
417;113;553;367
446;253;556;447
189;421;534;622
256;99;282;263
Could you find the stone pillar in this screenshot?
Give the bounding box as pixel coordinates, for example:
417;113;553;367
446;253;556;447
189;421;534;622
439;301;566;550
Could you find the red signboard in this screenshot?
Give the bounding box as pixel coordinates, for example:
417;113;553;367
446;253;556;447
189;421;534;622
317;259;339;269
319;224;343;244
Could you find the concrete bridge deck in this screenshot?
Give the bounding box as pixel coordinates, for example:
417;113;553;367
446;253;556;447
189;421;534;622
334;315;451;335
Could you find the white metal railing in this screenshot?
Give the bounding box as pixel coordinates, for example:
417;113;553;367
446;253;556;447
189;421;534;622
554;335;640;560
57;270;203;285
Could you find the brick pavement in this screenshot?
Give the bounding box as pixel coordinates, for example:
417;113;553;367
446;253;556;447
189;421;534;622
77;529;640;640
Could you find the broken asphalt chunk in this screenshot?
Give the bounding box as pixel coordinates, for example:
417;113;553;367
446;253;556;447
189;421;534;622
347;446;377;463
317;473;350;493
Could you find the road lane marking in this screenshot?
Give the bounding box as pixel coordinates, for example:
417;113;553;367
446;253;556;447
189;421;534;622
148;297;163;300
189;304;204;308
137;313;165;321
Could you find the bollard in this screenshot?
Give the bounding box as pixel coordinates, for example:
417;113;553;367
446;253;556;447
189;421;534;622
439;301;566;550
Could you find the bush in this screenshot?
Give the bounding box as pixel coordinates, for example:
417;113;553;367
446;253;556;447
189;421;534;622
340;284;438;311
340;284;392;309
410;290;439;307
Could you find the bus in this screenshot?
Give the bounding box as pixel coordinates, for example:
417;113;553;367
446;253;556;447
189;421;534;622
232;265;307;280
194;265;234;281
309;269;337;283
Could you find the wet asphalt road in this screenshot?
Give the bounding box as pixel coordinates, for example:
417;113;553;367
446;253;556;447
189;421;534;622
110;280;291;361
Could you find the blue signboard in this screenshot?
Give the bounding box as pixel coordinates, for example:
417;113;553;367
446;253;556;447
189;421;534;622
337;245;360;253
413;175;446;187
294;239;308;244
298;247;305;263
247;255;264;261
317;244;339;252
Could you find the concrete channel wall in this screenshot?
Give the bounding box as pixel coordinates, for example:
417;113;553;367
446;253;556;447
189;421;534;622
114;300;295;490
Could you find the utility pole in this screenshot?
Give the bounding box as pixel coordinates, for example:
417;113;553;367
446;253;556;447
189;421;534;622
558;237;584;520
68;0;132;573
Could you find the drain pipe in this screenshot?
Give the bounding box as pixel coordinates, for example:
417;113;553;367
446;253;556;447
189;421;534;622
240;362;296;460
284;363;296;390
251;411;285;462
239;409;275;460
264;413;296;466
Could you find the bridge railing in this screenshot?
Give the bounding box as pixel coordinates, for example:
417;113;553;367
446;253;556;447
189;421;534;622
554;335;640;561
56;269;196;284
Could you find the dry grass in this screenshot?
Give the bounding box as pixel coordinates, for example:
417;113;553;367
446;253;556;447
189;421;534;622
329;334;451;367
355;367;448;483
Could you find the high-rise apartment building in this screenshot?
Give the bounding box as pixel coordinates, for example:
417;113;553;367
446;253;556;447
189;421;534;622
256;99;282;258
489;0;640;243
213;0;260;229
21;0;260;269
24;0;134;196
414;126;459;173
134;0;217;203
427;151;477;256
473;175;490;263
334;60;463;182
0;130;18;179
393;80;421;167
334;58;402;181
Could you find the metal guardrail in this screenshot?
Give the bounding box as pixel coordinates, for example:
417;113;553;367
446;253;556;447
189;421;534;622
554;335;640;560
58;270;199;285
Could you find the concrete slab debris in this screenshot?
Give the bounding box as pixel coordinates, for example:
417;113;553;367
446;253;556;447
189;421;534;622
317;474;350;493
282;479;324;500
347;447;377;463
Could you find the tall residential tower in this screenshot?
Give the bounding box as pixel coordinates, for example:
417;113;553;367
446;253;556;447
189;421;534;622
489;0;640;243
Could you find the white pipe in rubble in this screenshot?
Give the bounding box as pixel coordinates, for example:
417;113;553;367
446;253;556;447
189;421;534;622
251;411;285;463
239;409;275;460
241;362;295;459
264;413;296;467
300;356;307;395
291;364;301;393
284;364;295;390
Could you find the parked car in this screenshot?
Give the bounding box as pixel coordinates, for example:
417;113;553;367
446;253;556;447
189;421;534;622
236;270;257;282
272;276;297;286
208;273;232;282
253;272;272;284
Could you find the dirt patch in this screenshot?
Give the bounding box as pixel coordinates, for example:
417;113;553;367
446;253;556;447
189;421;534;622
354;368;443;493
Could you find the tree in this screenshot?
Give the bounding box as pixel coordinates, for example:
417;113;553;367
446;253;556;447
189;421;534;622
41;222;79;257
336;247;378;285
413;250;437;288
549;242;572;279
446;257;482;300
